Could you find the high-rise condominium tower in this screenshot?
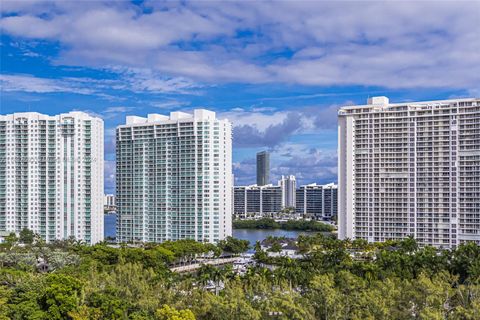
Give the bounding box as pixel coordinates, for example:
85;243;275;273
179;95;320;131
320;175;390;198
280;175;296;208
338;97;480;248
116;109;232;243
0;112;104;244
256;151;270;186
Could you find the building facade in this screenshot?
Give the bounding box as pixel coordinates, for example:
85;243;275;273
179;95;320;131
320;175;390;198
256;151;270;186
296;183;338;219
338;97;480;248
234;180;338;219
104;194;115;207
116;110;232;243
233;184;282;217
104;194;116;211
0;112;104;244
280;175;296;208
233;184;282;218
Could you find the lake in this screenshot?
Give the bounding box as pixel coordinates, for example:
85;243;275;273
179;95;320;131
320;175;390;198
104;214;326;249
232;229;316;251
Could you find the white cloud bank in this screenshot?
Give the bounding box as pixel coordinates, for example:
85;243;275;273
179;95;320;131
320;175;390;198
1;0;479;90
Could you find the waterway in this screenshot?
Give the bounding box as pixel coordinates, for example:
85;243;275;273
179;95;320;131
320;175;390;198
104;214;328;250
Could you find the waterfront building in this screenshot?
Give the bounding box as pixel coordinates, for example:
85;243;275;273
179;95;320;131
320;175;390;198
104;194;115;206
338;97;480;248
233;184;282;217
280;175;296;208
116;109;232;243
104;194;116;211
256;151;270;186
0;112;104;244
296;183;338;219
262;185;283;214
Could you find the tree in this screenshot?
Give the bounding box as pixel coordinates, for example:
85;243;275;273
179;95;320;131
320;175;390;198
156;305;195;320
2;232;18;250
269;242;283;253
41;273;84;319
217;237;249;254
19;228;35;245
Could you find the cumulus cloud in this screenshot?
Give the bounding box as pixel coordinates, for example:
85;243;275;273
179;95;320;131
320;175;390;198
222;103;339;148
233;112;303;148
272;147;337;185
1;0;478;89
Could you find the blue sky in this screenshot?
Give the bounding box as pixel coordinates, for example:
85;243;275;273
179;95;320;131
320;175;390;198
1;0;479;193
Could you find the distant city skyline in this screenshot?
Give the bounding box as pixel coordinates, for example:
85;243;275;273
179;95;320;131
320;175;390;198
1;1;478;193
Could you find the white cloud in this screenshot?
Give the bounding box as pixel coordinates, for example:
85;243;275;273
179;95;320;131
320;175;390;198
75;106;134;120
0;70;201;96
104;106;133;113
1;1;478;90
220;109;288;132
0;74;95;94
221;102;340;148
150;100;190;109
117;68;202;94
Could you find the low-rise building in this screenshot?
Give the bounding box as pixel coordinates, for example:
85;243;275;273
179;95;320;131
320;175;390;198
296;183;338;220
233;184;282;218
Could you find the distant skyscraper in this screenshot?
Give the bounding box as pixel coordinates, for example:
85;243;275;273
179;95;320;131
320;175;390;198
0;112;104;244
256;151;270;186
280;175;296;208
338;97;480;248
116;109;232;243
296;183;337;220
104;194;116;211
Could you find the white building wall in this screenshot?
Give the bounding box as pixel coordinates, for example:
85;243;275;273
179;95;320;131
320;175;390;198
0;112;104;244
104;194;116;206
338;97;480;248
338;116;355;240
280;175;296;208
116;109;232;243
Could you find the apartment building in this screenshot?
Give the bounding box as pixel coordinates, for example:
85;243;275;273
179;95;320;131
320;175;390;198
338;97;480;248
233;184;282;217
296;183;338;220
0;112;104;244
104;194;116;211
116;109;232;243
280;175;296;208
104;194;115;207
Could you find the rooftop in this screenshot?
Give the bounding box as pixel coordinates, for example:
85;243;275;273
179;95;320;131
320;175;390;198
339;96;478;114
124;109;219;125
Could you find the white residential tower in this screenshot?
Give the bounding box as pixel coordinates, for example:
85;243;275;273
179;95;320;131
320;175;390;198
116;109;232;243
0;112;104;244
338;97;480;248
280;175;296;208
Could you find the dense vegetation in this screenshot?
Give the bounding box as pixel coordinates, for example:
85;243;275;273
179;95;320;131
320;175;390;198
1;230;480;319
233;218;335;232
